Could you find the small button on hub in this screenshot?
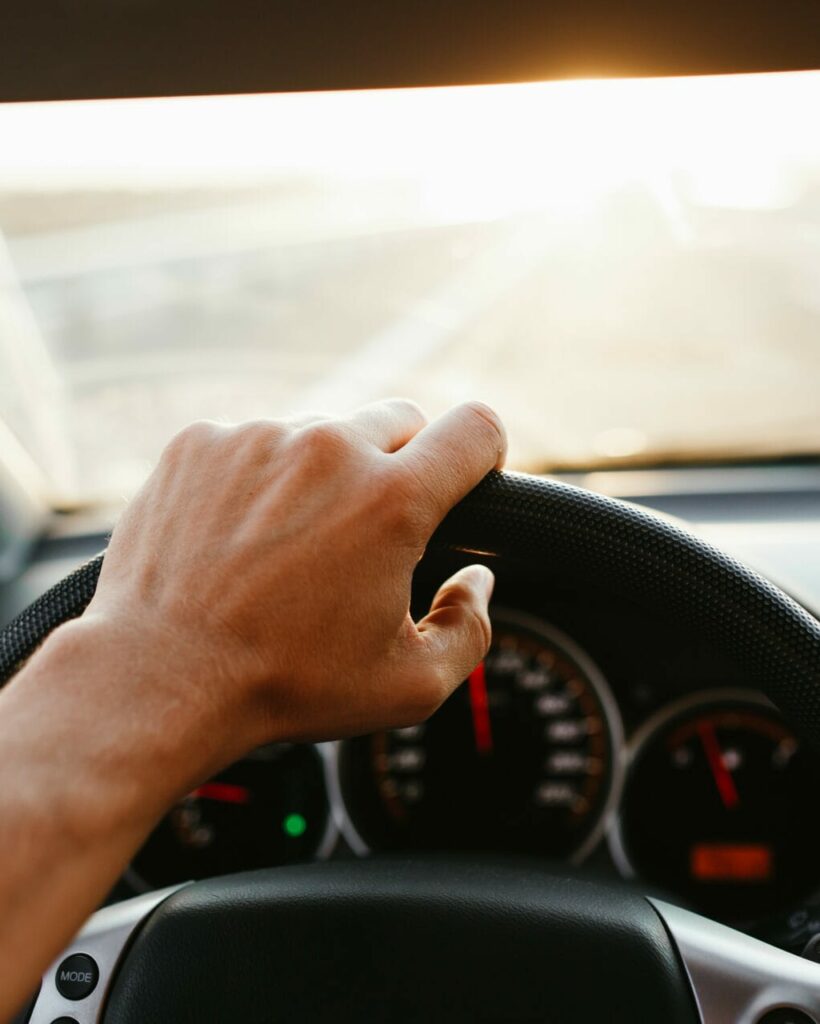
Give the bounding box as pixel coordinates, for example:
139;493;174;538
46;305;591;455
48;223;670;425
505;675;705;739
54;953;99;1000
758;1009;817;1024
50;1018;80;1023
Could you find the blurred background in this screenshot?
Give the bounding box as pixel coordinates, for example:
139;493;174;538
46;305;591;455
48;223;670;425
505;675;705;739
0;71;818;506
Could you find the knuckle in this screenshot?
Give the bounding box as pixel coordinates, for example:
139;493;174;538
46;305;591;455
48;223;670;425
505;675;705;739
459;400;505;450
436;586;492;656
235;419;288;448
295;420;357;459
386;396;426;422
441;579;474;606
163;419;221;458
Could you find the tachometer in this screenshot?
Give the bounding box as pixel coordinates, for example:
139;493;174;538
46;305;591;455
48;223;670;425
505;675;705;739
611;691;820;919
338;611;622;861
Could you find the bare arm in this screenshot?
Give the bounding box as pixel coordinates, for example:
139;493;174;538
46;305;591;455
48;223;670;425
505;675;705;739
0;399;506;1020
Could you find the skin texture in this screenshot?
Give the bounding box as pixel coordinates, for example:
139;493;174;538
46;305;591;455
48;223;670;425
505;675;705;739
0;398;506;1021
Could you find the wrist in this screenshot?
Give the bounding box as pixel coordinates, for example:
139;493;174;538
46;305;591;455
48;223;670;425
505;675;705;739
2;614;234;851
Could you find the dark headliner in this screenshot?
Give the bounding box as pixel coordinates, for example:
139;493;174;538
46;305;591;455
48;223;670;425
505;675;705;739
1;0;819;104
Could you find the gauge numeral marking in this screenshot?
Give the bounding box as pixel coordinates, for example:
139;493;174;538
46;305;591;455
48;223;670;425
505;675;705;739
547;752;603;776
535;692;572;716
389;747;426;772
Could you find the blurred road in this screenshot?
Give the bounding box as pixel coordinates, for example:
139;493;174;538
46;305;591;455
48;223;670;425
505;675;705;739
1;176;818;501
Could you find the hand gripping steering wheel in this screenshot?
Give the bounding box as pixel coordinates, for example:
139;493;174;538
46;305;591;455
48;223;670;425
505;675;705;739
3;472;820;1023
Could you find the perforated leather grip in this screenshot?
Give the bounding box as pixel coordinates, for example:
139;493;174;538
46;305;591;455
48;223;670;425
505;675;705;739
0;550;103;685
1;471;819;745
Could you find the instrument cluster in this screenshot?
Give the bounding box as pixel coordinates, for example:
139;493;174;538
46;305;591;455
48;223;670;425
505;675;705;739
127;577;820;927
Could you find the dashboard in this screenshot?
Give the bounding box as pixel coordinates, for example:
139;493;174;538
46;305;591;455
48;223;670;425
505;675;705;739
120;555;820;932
3;463;820;949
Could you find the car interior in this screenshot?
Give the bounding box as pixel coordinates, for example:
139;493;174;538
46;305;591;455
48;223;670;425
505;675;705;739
1;2;819;1022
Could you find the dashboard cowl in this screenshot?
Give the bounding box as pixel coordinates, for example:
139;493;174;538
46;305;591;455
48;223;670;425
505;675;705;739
103;857;699;1023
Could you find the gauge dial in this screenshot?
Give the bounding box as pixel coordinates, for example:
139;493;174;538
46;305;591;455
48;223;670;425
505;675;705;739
340;612;622;860
130;743;331;888
613;692;820;919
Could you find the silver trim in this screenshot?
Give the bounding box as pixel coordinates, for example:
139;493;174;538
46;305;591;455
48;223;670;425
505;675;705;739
322;738;370;857
330;608;626;864
651;897;820;1024
608;688;774;881
125;743;339;892
314;741;344;858
28;884;186;1023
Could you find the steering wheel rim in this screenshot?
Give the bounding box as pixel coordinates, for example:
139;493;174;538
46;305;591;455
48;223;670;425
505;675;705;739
3;470;818;741
5;470;820;1024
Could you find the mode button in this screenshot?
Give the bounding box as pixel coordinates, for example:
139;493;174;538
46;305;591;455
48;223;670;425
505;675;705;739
55;953;99;1000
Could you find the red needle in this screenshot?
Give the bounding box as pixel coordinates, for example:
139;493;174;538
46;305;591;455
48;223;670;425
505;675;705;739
192;782;251;805
468;661;494;755
697;720;739;810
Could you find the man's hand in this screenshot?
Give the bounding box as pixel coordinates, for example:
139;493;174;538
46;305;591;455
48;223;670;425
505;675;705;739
87;397;506;756
0;399;506;1019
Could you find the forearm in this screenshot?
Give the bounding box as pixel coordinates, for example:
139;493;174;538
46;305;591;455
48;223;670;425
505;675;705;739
0;617;223;1021
0;400;504;1020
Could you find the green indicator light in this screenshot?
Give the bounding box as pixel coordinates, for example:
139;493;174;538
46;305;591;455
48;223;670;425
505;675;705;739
283;813;307;838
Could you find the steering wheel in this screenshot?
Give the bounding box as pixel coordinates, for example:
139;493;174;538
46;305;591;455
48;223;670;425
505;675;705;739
3;471;820;1024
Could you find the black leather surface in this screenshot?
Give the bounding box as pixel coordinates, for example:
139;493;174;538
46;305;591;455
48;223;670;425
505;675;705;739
104;858;698;1023
435;473;820;744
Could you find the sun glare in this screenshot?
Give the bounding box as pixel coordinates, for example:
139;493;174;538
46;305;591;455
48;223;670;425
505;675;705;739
1;70;818;501
0;72;816;221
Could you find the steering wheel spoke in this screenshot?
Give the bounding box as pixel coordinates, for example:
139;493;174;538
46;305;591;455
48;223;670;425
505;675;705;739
652;898;820;1024
25;885;185;1024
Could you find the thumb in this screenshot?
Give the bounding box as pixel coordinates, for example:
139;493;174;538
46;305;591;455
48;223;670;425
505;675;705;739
414;564;495;695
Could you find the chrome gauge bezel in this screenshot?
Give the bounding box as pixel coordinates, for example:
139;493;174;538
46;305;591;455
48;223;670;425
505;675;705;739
127;613;628;888
607;687;776;882
330;608;626;865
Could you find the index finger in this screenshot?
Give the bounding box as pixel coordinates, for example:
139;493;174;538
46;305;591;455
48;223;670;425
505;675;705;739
393;401;507;525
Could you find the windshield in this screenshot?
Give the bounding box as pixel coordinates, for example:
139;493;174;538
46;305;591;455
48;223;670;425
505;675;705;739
0;72;818;505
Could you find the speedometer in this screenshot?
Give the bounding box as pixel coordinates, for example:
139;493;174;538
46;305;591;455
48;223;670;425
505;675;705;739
338;611;622;861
